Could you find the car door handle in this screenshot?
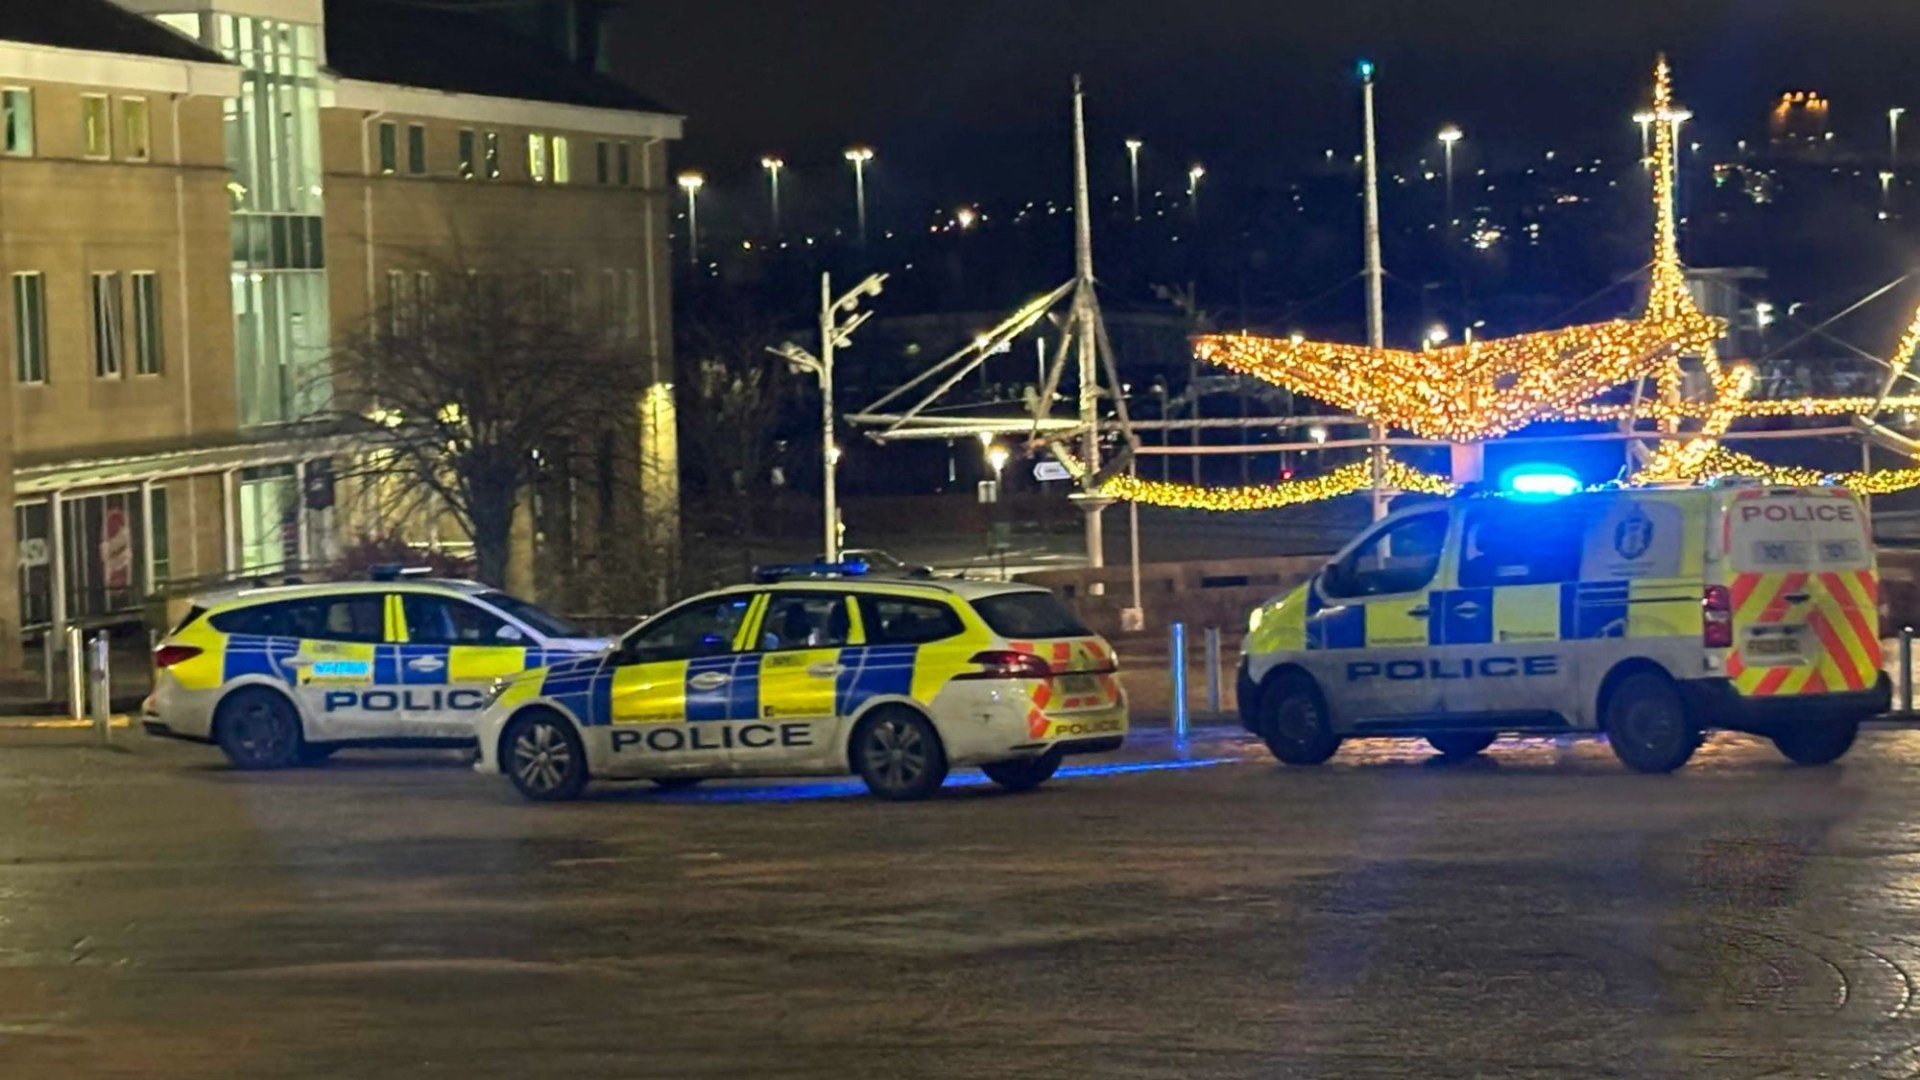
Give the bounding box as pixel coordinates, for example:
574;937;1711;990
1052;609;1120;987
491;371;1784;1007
807;662;843;678
1407;606;1431;618
689;672;731;691
407;657;447;672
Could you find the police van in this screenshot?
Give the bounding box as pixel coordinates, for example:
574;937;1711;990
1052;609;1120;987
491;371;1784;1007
1237;479;1891;773
473;568;1128;801
143;576;609;768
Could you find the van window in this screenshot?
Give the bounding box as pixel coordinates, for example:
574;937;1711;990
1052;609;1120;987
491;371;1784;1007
1324;511;1449;599
1459;504;1588;588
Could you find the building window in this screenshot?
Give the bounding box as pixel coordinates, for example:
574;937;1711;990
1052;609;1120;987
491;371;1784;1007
407;123;427;175
132;272;162;375
376;121;397;175
81;95;111;159
92;272;125;378
484;131;500;179
617;142;631;186
596;141;609;185
623;269;641;342
415;271;434;335
12;272;46;383
386;269;409;337
2;89;33;157
121;97;151;162
539;270;575;324
458;129;476;179
528;132;548;182
552;135;571;184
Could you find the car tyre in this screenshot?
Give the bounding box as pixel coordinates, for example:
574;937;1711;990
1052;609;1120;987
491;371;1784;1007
853;708;949;801
503;711;590;802
651;777;705;791
981;749;1063;792
215;688;304;770
1773;719;1860;766
1428;732;1497;759
1260;673;1342;766
1604;672;1699;774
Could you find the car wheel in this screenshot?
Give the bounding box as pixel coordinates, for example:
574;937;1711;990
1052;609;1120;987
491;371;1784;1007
1773;719;1860;766
1428;732;1497;759
1259;673;1341;766
215;688;304;770
503;711;589;802
1604;672;1699;774
652;777;705;791
981;749;1063;792
853;708;949;801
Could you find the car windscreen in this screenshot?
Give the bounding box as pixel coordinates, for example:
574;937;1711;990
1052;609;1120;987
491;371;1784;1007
972;591;1090;639
478;591;584;638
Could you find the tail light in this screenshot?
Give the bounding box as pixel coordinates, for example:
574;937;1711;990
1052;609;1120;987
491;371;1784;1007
1702;585;1733;649
957;650;1053;680
153;644;204;669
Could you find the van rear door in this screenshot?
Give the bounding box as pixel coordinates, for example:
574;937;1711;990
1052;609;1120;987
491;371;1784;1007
1724;488;1879;697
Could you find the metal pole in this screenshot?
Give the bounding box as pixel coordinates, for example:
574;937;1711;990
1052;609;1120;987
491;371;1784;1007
1072;77;1104;571
1443;139;1455;226
66;624;85;721
686;187;700;266
1205;626;1222;715
1902;627;1914;714
1170;621;1188;742
853;158;868;245
50;490;66;659
140;479;158;594
1361;63;1388;522
1128;476;1144;619
1127;142;1141;221
89;632;111;745
820;272;839;562
769;163;782;233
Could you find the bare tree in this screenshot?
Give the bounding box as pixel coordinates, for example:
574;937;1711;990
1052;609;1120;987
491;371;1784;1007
330;266;649;589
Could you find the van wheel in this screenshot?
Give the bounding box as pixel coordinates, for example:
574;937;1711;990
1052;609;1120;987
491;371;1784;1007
503;711;589;802
854;708;949;800
215;688;304;770
1260;674;1341;766
1604;672;1698;774
981;749;1063;792
1428;732;1497;759
1773;719;1860;766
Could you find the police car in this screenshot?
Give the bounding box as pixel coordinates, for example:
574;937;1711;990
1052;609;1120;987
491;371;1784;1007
473;567;1128;801
1238;475;1891;773
142;575;610;768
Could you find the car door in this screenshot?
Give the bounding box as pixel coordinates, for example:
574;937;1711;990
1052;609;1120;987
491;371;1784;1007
737;590;854;771
600;593;758;771
1305;508;1451;726
396;592;535;738
270;593;396;741
1437;500;1587;722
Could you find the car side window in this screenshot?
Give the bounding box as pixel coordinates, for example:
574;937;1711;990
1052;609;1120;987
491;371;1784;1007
1458;504;1588;588
617;596;753;665
212;596;386;642
1323;511;1450;600
756;593;851;652
858;596;964;645
403;594;517;646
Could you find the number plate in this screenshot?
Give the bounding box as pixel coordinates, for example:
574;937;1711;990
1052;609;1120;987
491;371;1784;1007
1059;674;1100;697
1744;635;1802;660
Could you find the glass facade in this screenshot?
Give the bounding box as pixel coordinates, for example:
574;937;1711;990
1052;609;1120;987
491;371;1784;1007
16;490;169;628
238;465;299;573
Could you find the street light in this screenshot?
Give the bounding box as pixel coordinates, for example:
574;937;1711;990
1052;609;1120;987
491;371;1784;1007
676;171;704;266
987;444;1010;480
1633;110;1656;169
956;205;978;230
1891;108;1907;171
844;146;874;245
1187;164;1205;215
760;156;784;233
1438;125;1463;226
766;271;888;562
1426;324;1450;348
1125;138;1143;221
1881;170;1896;218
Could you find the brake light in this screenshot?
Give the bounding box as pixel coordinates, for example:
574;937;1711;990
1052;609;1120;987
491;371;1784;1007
958;650;1053;680
153;644;204;669
1702;585;1733;649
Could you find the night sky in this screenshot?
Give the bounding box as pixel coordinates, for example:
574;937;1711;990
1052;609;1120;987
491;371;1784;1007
609;0;1920;201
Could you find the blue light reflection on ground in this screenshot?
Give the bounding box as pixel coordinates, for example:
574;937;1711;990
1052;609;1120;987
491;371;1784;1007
651;756;1238;805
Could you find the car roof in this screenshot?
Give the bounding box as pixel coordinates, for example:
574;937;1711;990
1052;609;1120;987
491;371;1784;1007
696;576;1051;605
192;577;494;608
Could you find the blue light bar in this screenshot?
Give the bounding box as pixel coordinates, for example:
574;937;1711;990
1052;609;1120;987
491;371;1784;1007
751;561;873;584
1500;464;1582;500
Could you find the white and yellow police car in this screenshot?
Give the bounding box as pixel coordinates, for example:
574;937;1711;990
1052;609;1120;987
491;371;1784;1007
1238;475;1890;773
474;567;1128;801
142;575;610;768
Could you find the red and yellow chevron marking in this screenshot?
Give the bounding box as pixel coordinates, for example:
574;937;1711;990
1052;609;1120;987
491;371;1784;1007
1729;569;1880;697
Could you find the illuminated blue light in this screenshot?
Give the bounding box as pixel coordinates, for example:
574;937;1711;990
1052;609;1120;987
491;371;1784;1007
644;757;1239;804
1356;59;1376;80
1500;464;1582;500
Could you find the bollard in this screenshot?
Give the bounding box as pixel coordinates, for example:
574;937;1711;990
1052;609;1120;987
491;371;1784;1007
1170;622;1189;742
65;625;85;721
1903;627;1915;716
1204;627;1223;716
89;633;111;746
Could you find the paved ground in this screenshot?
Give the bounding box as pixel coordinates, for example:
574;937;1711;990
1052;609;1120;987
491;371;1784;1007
7;726;1920;1078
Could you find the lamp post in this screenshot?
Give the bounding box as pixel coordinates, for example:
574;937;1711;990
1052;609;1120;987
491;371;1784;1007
1634;110;1656;169
760;156;784;233
1125;138;1143;221
1359;58;1387;520
844;146;874;245
767;271;889;562
1881;170;1896;218
676;171;704;266
1892;108;1907;171
1187;164;1205;216
1438;125;1463;227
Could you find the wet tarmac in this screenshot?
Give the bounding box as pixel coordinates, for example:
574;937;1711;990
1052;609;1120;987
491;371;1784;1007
5;726;1920;1078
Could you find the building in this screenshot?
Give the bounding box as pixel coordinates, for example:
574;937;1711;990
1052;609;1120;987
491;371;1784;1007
0;0;682;672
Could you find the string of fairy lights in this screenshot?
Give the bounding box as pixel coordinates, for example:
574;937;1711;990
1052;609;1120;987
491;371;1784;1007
1093;58;1920;512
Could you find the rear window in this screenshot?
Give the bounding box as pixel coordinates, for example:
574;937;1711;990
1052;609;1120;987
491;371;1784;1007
971;592;1089;639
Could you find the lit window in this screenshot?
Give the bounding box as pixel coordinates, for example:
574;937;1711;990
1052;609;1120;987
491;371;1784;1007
81;95;111;159
458;129;476;180
484;131;500;179
132;272;162;374
377;121;396;175
91;272;124;378
12;272;46;383
552;135;570;184
121;98;150;162
2;89;33;157
528;133;548;182
407;123;427;175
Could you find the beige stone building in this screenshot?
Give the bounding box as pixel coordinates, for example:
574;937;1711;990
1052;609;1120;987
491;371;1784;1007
0;0;682;671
